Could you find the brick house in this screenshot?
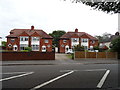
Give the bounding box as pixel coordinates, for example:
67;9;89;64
99;32;120;49
6;26;53;52
59;28;98;53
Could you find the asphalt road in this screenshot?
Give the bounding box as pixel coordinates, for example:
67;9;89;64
1;60;119;90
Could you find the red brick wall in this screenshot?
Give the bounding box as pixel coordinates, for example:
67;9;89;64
89;40;98;48
6;37;19;50
40;39;53;52
59;39;70;53
1;52;55;60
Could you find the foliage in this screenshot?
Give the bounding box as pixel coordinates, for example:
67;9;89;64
49;30;66;47
71;53;74;59
63;0;120;13
2;41;7;47
95;32;112;43
93;46;99;50
21;50;29;52
74;45;84;51
110;37;120;52
24;47;32;52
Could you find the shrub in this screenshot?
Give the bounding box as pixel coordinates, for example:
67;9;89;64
74;45;84;51
24;47;32;52
71;53;74;59
21;50;29;52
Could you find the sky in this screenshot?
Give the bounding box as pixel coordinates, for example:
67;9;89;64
0;0;118;41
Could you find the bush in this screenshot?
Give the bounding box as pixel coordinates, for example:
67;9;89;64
24;47;32;52
74;45;84;51
71;53;74;59
21;50;29;52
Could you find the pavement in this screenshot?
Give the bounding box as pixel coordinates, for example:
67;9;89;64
1;58;118;66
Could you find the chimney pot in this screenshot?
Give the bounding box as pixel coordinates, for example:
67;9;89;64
75;28;78;32
31;25;34;30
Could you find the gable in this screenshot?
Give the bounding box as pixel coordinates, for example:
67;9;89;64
19;31;29;36
80;34;90;39
71;34;79;38
31;32;40;37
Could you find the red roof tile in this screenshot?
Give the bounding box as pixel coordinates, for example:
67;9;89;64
6;29;53;39
60;31;98;40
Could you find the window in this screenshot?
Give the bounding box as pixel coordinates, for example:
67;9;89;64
20;37;29;41
63;40;67;43
32;37;39;41
47;45;51;48
44;40;49;43
8;44;12;47
11;39;15;43
72;38;79;42
81;38;88;43
31;45;39;51
91;40;95;44
20;44;28;50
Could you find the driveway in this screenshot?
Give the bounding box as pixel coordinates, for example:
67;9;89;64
55;53;70;60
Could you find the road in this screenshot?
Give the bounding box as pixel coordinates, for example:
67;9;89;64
1;54;119;89
1;58;119;90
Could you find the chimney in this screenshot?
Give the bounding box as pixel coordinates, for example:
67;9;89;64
31;25;34;30
115;32;119;36
75;28;78;32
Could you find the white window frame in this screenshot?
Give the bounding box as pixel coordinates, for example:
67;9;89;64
81;38;88;43
63;40;67;43
72;38;79;42
44;40;49;43
11;39;15;43
31;44;39;51
20;44;28;50
20;36;29;41
31;37;39;41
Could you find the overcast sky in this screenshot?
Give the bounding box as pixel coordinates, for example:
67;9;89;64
0;0;118;41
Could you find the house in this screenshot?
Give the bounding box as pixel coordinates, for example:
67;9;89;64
59;28;98;53
6;26;53;52
99;32;120;49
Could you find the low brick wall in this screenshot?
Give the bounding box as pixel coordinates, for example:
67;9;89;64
1;52;55;61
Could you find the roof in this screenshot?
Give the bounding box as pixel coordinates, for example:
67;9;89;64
60;31;98;40
6;28;53;39
100;34;120;43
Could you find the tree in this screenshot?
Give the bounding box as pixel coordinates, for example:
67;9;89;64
49;30;66;47
110;37;120;59
110;37;120;52
63;0;120;13
2;41;7;47
95;32;112;43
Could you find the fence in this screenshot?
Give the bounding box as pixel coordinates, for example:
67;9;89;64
74;51;117;59
1;52;55;61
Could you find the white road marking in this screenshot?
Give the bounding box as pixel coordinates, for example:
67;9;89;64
30;71;74;90
0;72;32;74
0;72;34;82
60;69;107;72
97;70;110;88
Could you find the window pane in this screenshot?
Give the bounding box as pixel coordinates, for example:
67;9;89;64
45;40;48;43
